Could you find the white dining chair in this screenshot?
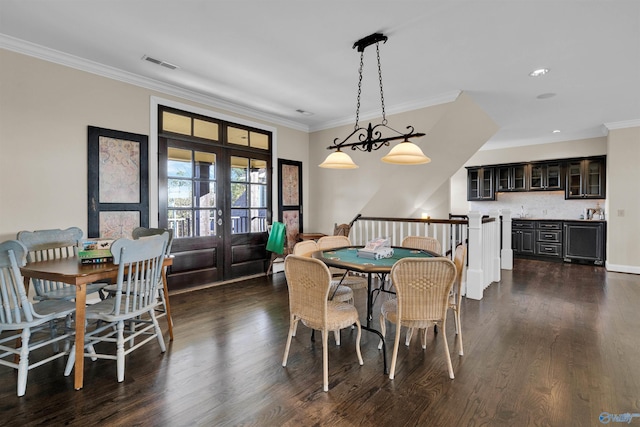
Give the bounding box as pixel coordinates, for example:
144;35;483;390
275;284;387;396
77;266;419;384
64;233;169;382
0;240;76;396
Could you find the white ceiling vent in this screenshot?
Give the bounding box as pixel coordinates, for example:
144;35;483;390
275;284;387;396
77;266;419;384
142;55;179;70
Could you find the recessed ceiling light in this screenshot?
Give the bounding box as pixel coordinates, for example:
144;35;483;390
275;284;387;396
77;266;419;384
529;68;549;77
536;92;556;99
552;129;561;133
295;109;314;116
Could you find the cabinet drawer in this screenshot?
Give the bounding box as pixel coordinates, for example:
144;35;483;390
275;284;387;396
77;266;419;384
537;221;562;230
513;221;534;229
536;230;562;243
536;242;562;257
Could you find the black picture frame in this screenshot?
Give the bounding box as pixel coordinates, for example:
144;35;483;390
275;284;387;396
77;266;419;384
87;126;149;238
277;159;303;253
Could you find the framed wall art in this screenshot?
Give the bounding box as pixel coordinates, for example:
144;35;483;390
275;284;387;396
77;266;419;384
87;126;149;238
278;159;303;253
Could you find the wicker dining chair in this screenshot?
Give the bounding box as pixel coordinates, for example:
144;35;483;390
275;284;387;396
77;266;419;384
317;235;368;293
292;240;353;344
292;240;320;258
378;257;457;380
401;235;442;255
0;240;76;396
282;255;363;392
401;235;443;345
450;244;467;356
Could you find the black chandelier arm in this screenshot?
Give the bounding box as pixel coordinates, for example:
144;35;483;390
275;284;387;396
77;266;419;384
326;123;425;152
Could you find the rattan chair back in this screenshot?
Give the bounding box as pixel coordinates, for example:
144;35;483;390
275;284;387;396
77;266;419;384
401;235;442;255
292;240;319;257
317;235;351;250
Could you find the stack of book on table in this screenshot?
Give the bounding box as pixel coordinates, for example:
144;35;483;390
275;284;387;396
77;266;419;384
78;239;114;264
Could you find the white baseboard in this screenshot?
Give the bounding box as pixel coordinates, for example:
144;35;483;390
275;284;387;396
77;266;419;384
605;262;640;275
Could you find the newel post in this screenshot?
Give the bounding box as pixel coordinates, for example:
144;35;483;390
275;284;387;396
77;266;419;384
500;209;513;270
466;211;484;300
489;210;502;283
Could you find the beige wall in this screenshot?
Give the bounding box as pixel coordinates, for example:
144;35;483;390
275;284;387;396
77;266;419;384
0;49;308;241
308;92;498;234
606;126;640;272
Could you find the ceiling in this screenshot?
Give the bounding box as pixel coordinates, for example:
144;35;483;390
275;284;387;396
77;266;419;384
1;1;639;150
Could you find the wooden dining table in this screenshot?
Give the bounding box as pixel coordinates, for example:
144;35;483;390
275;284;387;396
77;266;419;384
20;256;173;390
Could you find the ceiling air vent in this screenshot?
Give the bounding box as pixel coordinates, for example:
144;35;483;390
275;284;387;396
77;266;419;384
142;55;179;70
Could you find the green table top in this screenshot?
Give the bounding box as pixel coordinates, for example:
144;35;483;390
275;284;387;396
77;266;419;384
313;246;435;274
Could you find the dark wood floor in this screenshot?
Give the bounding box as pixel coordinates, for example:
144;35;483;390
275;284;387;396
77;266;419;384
2;259;639;426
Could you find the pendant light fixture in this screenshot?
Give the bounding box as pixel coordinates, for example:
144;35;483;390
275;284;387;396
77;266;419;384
319;33;430;169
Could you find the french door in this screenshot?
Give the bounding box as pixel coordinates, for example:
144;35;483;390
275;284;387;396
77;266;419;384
157;107;272;290
160;139;225;288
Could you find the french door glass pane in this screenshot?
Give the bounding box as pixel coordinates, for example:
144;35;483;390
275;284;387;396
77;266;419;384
250;159;267;183
231;183;248;208
168;147;193;177
195;209;216;237
251;208;267;232
231;208;250;233
231;156;248;181
196;181;216;207
168;209;192;238
251;184;267;207
168;178;192;207
194;151;216;179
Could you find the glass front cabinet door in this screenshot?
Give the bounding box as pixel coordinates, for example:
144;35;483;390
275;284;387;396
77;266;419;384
565;157;605;199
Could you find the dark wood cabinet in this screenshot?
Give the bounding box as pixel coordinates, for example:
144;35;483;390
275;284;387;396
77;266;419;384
496;164;528;192
467;156;604;201
512;220;535;255
534;221;562;258
529;161;563;191
563;221;605;265
467;166;495;201
512;219;605;264
565;157;606;199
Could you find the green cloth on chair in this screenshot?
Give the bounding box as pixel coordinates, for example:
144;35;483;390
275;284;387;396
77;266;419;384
266;221;286;255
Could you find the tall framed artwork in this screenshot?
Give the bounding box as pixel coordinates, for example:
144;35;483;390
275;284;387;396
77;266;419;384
278;159;302;254
87;126;149;238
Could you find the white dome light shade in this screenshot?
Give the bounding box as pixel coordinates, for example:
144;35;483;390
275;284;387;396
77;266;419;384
319;150;359;169
381;141;431;165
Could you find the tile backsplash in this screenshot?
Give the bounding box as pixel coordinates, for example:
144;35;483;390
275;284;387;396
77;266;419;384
468;191;606;220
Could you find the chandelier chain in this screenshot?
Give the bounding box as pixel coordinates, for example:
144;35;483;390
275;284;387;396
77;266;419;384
355;51;364;130
376;43;387;125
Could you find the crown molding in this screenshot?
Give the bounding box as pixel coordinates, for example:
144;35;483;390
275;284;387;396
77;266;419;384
480;127;609;151
309;90;461;132
604;119;640;130
0;34;310;133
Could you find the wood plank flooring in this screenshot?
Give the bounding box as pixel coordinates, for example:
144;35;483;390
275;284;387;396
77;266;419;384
2;259;639;426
